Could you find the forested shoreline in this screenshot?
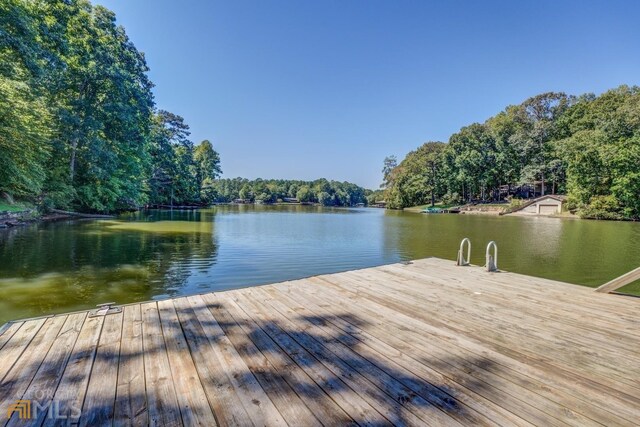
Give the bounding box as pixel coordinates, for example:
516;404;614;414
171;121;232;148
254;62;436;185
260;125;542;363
205;178;370;206
1;0;222;213
384;86;640;220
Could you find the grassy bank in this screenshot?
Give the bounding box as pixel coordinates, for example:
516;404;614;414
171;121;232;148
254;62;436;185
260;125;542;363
0;201;34;213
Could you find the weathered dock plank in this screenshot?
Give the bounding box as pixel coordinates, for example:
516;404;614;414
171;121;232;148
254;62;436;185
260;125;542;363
0;322;23;350
203;293;324;427
6;313;86;427
250;286;470;426
81;311;124;427
0;316;66;421
0;318;47;383
141;302;182;427
214;292;355;426
114;304;148;426
345;267;640;387
1;257;638;426
157;299;218;426
187;294;287;426
41;315;103;427
172;296;254;426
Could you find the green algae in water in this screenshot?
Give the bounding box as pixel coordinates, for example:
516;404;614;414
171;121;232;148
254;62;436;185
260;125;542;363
0;265;156;322
104;220;213;234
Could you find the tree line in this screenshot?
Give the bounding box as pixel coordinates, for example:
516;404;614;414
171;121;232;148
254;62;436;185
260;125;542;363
384;86;640;220
205;178;371;207
0;0;221;213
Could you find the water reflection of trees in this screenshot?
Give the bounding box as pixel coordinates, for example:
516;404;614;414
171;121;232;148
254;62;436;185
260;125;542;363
0;211;218;322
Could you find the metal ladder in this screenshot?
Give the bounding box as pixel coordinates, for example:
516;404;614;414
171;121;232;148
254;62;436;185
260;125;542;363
455;238;499;272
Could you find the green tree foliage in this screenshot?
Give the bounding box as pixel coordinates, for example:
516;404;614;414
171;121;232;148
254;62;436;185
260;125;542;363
447;124;501;201
194;140;222;184
386;86;640;219
0;0;51;197
149;111;197;206
511;92;574;194
385;142;446;209
0;0;220;212
146;112;223;206
365;189;385;205
381;155;397;189
558;86;640;218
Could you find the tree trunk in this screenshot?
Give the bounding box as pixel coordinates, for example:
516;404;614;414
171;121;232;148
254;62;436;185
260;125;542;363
69;137;78;182
541;172;545;196
430;163;436;207
51;209;114;218
1;192;14;204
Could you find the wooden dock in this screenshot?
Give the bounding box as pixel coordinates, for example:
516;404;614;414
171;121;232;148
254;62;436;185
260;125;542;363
1;257;639;426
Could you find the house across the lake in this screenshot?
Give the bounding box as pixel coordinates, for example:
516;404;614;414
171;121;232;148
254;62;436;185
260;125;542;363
509;195;567;216
282;197;299;203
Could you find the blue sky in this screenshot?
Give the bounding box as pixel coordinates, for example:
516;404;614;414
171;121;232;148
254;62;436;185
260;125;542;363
96;0;640;189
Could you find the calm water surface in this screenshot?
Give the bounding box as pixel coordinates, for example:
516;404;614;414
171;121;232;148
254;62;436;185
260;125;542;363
1;205;639;324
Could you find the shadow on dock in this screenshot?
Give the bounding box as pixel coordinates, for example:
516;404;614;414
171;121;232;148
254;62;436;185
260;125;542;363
3;298;497;426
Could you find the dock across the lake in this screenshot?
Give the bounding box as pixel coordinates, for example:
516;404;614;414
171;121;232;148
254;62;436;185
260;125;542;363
1;257;639;426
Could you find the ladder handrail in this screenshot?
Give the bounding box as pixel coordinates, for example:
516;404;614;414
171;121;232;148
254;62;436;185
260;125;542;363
457;238;471;266
486;241;498;272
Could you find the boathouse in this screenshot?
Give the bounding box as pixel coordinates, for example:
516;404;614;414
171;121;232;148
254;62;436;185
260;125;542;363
513;194;566;215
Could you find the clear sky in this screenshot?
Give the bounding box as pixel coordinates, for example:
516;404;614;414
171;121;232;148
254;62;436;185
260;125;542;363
96;0;640;189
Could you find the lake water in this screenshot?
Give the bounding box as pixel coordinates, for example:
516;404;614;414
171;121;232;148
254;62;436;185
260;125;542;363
1;205;639;324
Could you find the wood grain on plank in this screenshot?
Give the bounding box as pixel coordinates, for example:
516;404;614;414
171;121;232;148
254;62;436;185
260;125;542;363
228;291;392;427
6;313;86;427
0;318;46;382
202;292;322;427
187;294;287;426
214;292;356;427
172;296;254;427
115;305;148;427
81;311;124;427
42;315;104;427
157;299;218;426
0;316;66;421
0;322;23;350
141;302;182;427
